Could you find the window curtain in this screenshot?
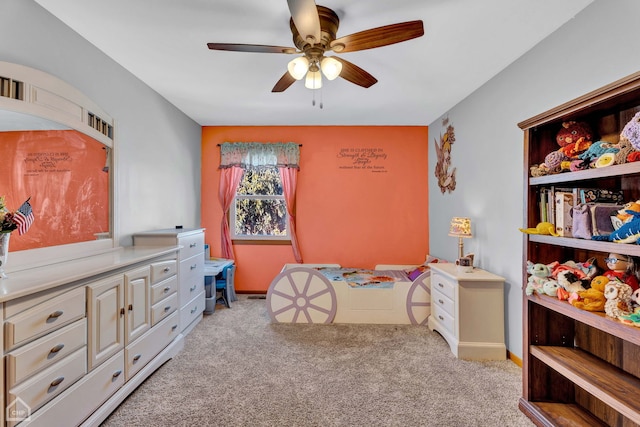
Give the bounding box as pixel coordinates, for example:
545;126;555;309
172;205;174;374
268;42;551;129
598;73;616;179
218;142;302;262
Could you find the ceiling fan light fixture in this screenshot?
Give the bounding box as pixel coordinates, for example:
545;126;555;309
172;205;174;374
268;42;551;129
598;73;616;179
304;70;322;89
287;56;309;80
320;57;342;80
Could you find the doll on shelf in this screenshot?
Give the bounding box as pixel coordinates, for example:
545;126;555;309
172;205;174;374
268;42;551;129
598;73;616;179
603;253;640;291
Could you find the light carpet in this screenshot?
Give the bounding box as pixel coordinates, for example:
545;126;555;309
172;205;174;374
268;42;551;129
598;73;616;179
101;296;534;427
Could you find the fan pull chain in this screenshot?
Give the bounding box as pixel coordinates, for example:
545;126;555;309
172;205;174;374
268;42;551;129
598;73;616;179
320;86;323;109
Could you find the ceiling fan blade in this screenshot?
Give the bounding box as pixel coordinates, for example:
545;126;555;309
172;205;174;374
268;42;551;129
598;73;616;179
330;20;424;53
272;72;297;92
207;43;297;54
287;0;321;44
333;57;377;88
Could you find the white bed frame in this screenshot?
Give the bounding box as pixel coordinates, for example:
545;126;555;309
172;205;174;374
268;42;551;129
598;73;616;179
266;263;432;325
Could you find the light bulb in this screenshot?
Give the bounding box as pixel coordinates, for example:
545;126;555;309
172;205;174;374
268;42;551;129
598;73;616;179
287;57;309;80
320;57;342;80
305;70;322;89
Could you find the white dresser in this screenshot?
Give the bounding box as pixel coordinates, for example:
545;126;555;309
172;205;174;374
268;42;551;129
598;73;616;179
132;228;205;335
428;263;506;360
0;246;183;427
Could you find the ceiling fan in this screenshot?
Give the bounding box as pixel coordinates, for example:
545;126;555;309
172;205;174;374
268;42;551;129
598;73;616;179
207;0;424;92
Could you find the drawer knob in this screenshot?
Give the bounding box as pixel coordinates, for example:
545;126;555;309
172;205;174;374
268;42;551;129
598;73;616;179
438;283;444;288
49;343;65;355
120;307;125;316
190;306;198;314
171;324;178;331
438;315;444;321
190;243;197;248
47;310;64;322
112;370;123;379
190;285;197;292
163;267;170;272
50;376;65;388
438;299;444;305
164;286;171;293
164;305;172;312
190;264;197;270
133;354;142;362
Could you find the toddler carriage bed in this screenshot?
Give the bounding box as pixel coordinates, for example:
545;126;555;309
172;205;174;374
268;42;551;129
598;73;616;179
266;259;443;325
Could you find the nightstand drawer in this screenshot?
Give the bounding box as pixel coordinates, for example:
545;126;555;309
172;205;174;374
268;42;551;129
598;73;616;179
432;304;454;335
431;273;455;300
432;290;454;317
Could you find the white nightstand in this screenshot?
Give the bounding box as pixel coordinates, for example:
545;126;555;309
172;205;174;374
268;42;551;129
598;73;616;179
428;263;506;360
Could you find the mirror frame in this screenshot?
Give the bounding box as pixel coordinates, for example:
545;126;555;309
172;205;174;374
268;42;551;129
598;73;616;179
0;61;116;272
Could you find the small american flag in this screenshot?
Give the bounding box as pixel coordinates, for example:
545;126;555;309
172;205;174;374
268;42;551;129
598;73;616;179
14;198;34;235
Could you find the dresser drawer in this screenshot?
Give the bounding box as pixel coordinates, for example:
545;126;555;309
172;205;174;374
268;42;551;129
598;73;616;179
179;263;205;306
6;319;86;389
151;292;178;326
178;233;204;261
150;260;177;285
5;287;86;350
180;290;205;329
8;347;87;416
432;304;455;335
431;290;454;318
125;311;179;380
151;275;178;306
431;273;455;301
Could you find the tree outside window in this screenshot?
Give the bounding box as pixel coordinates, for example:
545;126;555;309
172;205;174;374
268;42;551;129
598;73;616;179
231;167;289;240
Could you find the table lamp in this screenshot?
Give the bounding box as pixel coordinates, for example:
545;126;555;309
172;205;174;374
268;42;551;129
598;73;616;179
449;217;472;259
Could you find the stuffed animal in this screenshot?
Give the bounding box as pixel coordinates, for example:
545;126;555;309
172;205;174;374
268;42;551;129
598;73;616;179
541;279;561;297
557;270;589;294
519;222;559;236
592;211;640;244
613;138;636;165
556;121;593;147
578;140;620;163
571;275;608;312
604;281;633;318
556;121;593;158
616;201;640;224
525;261;552;295
622;111;640;151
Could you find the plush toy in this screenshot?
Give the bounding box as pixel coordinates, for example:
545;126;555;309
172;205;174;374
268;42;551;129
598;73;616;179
614;202;640;226
556;121;593;159
525;261;552;295
556;121;593;147
604;281;633;318
549;258;599;281
578;141;620;163
571;275;608;312
622;111;640;151
519;222;559;236
557;270;589;294
541;279;561;297
592;211;640;244
613;138;636;165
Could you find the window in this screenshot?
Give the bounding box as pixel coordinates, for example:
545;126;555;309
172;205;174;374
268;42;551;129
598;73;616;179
230;167;289;241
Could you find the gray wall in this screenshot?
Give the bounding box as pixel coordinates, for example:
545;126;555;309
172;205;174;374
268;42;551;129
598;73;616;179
0;0;202;246
429;0;640;359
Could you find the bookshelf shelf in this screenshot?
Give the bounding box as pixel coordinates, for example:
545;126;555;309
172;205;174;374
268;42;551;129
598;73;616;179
520;72;640;426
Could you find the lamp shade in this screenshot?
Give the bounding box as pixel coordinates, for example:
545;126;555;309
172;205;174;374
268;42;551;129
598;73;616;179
287;57;309;80
305;70;322;89
448;217;472;238
320;57;342;80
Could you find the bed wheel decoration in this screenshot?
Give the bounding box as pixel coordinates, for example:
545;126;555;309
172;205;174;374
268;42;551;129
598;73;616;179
267;267;337;323
406;271;431;325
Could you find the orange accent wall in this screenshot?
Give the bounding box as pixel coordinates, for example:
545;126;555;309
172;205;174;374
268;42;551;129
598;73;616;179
201;126;429;293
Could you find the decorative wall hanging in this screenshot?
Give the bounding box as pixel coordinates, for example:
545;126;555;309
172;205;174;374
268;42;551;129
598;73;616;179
434;117;457;194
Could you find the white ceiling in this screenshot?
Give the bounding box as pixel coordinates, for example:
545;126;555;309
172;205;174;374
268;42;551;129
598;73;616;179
34;0;593;126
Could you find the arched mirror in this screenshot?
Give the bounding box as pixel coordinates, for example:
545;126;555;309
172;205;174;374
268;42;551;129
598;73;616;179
0;62;115;272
